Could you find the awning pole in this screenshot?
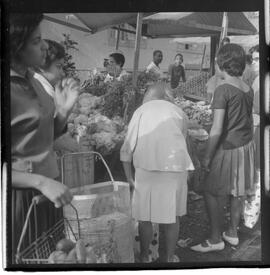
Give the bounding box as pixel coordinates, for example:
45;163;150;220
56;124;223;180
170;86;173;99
115;25;121;50
200;44;207;72
210;35;218;76
219;12;228;47
132;13;143;88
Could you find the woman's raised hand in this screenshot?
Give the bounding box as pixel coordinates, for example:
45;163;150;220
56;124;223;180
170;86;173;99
54;77;80;115
38;177;73;208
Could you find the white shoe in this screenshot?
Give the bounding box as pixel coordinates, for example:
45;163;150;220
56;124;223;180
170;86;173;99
168;255;180;262
190;239;225;252
222;232;239;246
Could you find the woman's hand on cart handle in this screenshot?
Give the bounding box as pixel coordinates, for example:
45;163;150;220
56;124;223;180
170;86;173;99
37;176;73;208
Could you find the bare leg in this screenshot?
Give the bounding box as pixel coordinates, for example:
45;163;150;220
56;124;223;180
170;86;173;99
138;221;153;261
204;192;225;243
227;196;243;237
163;216;179;262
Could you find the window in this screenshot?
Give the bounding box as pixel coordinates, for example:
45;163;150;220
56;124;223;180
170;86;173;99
107;23;147;49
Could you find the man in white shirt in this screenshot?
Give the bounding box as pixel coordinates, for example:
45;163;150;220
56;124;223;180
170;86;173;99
146;50;164;79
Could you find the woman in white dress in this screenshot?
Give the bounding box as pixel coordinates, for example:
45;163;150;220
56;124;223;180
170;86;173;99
120;83;194;262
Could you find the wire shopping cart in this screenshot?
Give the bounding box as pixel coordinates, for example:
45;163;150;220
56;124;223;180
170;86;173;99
15;152;122;264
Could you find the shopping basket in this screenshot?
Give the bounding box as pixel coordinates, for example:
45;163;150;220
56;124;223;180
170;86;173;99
15;194;118;264
61;151;134;263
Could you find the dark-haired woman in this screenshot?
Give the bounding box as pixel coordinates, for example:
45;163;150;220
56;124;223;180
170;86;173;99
34;39;66;96
10;14;79;261
33;39;79;153
168;53;186;89
191;44;255;252
104;52;129;82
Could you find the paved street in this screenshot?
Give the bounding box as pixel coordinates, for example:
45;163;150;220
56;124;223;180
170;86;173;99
172;197;261;263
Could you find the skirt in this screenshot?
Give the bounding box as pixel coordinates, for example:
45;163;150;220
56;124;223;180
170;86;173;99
254;125;260;170
132;168;188;224
12;186;63;263
204;140;256;197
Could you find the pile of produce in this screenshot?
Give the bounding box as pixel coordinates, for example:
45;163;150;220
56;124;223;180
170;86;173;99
47;238;108;264
66;71;159;156
67;92;127;155
175;97;213;128
64;68;212;156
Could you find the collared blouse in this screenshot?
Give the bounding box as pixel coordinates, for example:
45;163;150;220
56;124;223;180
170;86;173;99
120;100;194;172
11;69;59;178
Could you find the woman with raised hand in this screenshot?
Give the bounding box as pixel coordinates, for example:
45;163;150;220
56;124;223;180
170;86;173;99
10;14;79;261
33;39;79;153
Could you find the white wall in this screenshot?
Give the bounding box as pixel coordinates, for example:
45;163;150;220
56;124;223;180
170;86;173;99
41;19;209;81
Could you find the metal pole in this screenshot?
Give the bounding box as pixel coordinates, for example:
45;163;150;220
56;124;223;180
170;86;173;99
132;13;143;88
219;12;228;47
200;44;207;72
115;25;121;50
210;36;218;76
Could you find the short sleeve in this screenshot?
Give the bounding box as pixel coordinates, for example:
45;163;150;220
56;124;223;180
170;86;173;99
252;76;260;115
168;64;173;76
181;65;186;82
211;85;227;109
146;63;152;73
120;109;142;162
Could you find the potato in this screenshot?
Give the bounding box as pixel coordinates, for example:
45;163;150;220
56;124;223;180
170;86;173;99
56;238;76;253
48;251;67;264
75;239;86;263
85;246;97;264
48;251;57;264
66;247;77;263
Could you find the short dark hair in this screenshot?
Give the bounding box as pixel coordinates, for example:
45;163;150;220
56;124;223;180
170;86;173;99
245;54;253;65
221;37;230;44
217;43;246;77
10;13;43;62
248;44;259;55
153;50;162;57
109;53;125;67
42;39;65;69
175;53;183;60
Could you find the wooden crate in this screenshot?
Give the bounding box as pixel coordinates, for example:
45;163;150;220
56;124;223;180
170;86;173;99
59;143;95;189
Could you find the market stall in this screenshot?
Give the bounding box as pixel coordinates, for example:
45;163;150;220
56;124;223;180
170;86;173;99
12;12;261;265
50;12;257;184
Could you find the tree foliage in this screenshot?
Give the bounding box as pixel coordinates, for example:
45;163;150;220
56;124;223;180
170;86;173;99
61;33;79;79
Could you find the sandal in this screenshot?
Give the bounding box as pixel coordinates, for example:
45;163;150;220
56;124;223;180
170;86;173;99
222;232;239;246
190;239;225;252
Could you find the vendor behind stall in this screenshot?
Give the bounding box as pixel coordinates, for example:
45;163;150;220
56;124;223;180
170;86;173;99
168;53;186;89
104;52;129;82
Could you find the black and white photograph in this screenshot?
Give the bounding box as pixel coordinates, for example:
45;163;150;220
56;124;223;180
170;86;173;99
1;0;269;271
265;127;270;197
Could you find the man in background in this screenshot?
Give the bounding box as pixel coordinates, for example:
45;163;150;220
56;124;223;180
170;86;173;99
146;50;165;79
